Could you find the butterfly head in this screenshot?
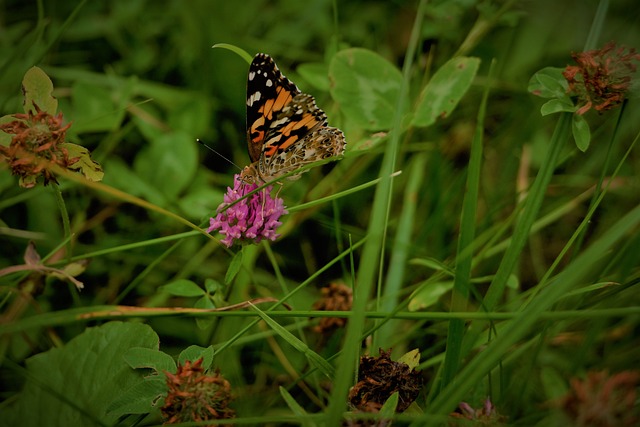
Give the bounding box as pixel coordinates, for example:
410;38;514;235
239;163;260;185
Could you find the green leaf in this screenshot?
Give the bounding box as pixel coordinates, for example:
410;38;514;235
194;295;216;330
133;130;198;202
178;345;214;369
250;304;335;379
279;387;316;427
397;348;420;370
160;279;205;297
225;250;243;284
408;281;453;311
22;66;58;115
0;115;17;146
540;366;569;400
71;82;125;133
329;48;403;130
409;257;454;275
379;392;399;416
572;113;591;151
106;377;167;418
297;62;330;92
528;67;568;98
5;322;158;426
204;278;221;294
540;98;576;116
212;43;252;64
102;157;167;205
412;57;480;128
123;347;176;373
61;143;104;182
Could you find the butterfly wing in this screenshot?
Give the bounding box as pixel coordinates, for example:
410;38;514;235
258;94;345;180
245;53;346;183
246;53;300;163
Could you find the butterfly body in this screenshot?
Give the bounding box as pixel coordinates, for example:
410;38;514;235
240;53;346;184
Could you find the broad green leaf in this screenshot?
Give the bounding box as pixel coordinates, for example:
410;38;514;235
329;48;403;130
106;377;167;418
22;66;58;115
528;67;568;98
297;62;330;92
178;345;214;369
540;98;576;116
225;250;243;284
103;157;167;205
4;322;158;427
167;97;211;137
71;82;125;133
177;181;224;220
397;348;420;370
572;113;591;151
412;57;480;128
408;281;453;311
124;347;176;373
133;130;198;201
160;279;205;297
61;143;104;182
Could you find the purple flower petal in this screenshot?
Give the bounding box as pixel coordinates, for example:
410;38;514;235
208;174;287;247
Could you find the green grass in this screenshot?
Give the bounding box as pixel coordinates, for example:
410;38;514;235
1;0;640;426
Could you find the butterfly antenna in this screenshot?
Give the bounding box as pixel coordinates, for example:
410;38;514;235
196;139;242;171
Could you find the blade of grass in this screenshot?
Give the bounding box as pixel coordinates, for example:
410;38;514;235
376;153;427;346
425;202;640;422
250;304;334;379
439;59;494;389
325;0;427;424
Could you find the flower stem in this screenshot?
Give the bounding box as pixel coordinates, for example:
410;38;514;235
51;184;72;262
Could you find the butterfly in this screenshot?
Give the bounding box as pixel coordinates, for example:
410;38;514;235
240;53;346;184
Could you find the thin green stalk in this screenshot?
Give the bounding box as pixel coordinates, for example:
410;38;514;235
51;184;72;263
584;0;608;51
113;240;183;304
3;304;638;336
572;102;626;258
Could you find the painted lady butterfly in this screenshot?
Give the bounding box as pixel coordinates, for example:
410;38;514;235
240;53;346;184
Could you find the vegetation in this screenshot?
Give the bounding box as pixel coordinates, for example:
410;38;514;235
1;1;639;425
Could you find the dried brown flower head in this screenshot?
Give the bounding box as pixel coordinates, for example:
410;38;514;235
0;104;74;187
449;398;507;426
563;41;640;115
348;348;422;413
557;370;640;427
161;358;235;425
312;282;353;335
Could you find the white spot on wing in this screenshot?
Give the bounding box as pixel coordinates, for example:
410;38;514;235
247;91;262;106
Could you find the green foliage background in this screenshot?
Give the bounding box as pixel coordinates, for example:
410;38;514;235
1;0;639;425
